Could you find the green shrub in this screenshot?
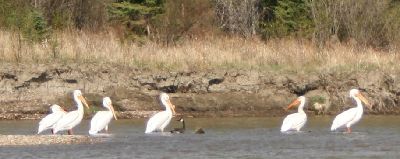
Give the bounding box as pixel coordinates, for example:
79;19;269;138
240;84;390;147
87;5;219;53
310;95;326;104
108;0;164;42
24;10;50;43
260;0;314;38
0;0;50;43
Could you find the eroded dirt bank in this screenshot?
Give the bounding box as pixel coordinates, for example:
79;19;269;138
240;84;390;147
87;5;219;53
0;63;399;119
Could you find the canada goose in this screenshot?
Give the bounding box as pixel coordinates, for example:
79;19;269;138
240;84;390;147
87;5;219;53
170;118;185;134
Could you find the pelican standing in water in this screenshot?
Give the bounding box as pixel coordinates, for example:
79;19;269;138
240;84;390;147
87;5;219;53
331;89;371;133
37;104;66;134
145;93;176;133
53;90;89;135
281;96;307;132
89;97;118;135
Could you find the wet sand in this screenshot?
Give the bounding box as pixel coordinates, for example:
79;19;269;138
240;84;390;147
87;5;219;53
0;135;101;146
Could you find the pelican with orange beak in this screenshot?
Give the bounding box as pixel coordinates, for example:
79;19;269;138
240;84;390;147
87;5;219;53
281;96;307;132
89;97;118;135
145;93;176;133
331;89;372;133
53;90;90;135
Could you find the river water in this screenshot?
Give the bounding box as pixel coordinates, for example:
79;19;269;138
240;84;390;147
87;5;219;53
0;116;399;159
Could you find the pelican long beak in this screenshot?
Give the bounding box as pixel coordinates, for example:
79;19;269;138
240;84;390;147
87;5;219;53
109;104;118;120
356;93;372;110
168;100;176;115
285;99;300;111
79;95;90;109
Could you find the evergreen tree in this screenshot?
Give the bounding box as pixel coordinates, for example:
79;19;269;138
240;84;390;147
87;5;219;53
260;0;313;38
109;0;164;42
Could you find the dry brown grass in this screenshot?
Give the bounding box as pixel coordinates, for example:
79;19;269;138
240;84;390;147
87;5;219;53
0;30;399;73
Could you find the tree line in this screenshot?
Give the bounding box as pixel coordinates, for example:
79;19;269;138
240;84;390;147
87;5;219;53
0;0;399;49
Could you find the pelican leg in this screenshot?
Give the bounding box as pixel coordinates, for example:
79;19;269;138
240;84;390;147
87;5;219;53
68;129;73;135
105;125;109;133
346;127;352;133
51;129;54;134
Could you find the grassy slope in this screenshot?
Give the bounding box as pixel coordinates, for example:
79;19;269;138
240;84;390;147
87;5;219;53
0;30;399;74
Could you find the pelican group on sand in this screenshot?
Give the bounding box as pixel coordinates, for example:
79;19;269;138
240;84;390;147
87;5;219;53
145;93;176;133
331;89;371;133
89;97;118;135
281;96;307;132
53;90;90;135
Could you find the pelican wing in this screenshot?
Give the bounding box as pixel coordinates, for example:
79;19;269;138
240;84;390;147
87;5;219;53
281;113;307;132
330;108;357;131
89;111;113;134
38;112;65;134
54;110;80;132
145;111;170;133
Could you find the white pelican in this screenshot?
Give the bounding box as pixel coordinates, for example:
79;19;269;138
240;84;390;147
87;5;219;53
331;89;371;133
281;96;307;132
88;97;117;135
37;104;66;134
53;90;89;135
145;93;176;133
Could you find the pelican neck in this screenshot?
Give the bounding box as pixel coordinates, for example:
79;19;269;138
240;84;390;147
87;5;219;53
298;100;305;113
74;95;84;110
161;99;172;113
354;96;363;109
104;104;111;111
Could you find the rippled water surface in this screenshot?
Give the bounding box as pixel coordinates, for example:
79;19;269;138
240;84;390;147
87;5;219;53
0;116;399;159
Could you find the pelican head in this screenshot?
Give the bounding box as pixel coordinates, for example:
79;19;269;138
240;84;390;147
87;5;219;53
50;104;65;113
349;89;371;109
73;90;82;97
103;97;117;120
285;96;305;111
73;90;89;109
349;89;360;97
160;93;176;115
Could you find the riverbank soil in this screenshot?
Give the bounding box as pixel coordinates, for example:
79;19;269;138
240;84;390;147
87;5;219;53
0;63;399;119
